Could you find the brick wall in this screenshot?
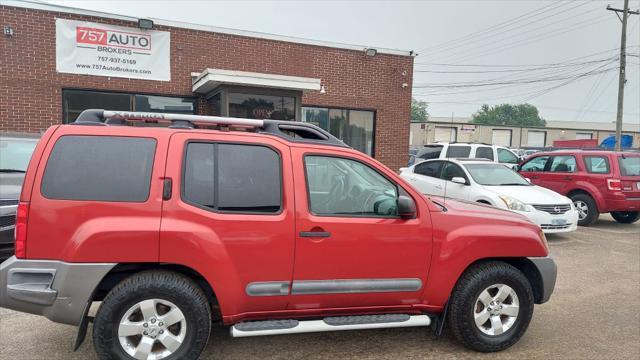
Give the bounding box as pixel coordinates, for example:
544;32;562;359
0;5;413;170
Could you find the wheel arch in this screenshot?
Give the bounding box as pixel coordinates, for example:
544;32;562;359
92;263;221;320
566;187;603;212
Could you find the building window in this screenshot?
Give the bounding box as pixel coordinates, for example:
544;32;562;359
228;93;295;120
62;89;196;123
302;107;375;156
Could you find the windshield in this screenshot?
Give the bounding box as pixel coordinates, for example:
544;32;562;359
619;156;640;176
464;163;531;186
0;137;38;172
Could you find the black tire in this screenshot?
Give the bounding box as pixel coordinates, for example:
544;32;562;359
610;211;640;224
93;270;211;360
570;193;599;226
448;261;534;352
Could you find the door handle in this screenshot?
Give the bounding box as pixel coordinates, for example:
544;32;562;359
162;178;172;200
299;231;331;238
435;185;443;189
563;176;572;180
530;176;538;179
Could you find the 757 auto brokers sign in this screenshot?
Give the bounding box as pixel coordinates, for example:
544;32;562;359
56;19;170;81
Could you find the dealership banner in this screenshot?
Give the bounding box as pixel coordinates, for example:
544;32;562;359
56;19;170;81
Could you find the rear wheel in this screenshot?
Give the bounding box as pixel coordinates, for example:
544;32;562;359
93;270;211;360
448;262;534;352
571;193;599;226
610;211;640;224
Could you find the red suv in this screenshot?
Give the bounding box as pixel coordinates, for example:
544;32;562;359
0;110;556;359
518;150;640;226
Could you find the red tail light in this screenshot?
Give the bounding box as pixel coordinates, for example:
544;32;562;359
607;179;622;191
14;202;29;259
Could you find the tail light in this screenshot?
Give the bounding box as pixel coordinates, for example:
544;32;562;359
14;202;29;259
607;179;622;191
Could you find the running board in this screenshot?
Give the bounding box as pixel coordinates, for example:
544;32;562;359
230;314;431;337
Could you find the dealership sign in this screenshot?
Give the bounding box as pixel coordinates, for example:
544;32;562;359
56;19;170;81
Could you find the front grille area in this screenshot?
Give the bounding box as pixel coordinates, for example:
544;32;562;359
0;215;16;228
532;204;572;215
540;224;572;230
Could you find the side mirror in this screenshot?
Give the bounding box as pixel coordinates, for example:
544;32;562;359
398;195;416;219
451;177;466;185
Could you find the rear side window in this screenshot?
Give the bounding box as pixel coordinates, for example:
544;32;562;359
549;155;577;172
446;145;471;158
41;136;156;201
183;142;281;213
414;161;443;178
584;156;610;174
475;147;494;160
417;145;443;160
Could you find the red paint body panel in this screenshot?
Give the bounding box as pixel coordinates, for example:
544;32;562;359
20;124;550;324
519;150;640;213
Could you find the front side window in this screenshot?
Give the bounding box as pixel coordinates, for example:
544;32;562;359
584;156;610;174
521;156;549;172
41;136;156;201
497;148;519;164
305;156;398;217
549;156;577;172
228;93;295;120
414;161;443;178
446;145;471;158
183;142;282;213
475;147;494;160
441;162;467;182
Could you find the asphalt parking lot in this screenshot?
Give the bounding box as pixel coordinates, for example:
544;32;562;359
1;214;638;359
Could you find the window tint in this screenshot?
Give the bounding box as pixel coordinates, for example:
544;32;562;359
497;148;519;164
549;156;576;172
618;156;640;176
183;143;281;213
42;136;155;201
416;145;443;160
305;156;398;217
475;147;494;160
414;161;443;178
521;156;549;172
584;156;610;174
441;162;467;182
446;145;471;158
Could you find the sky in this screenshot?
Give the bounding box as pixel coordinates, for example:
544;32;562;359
44;0;640;123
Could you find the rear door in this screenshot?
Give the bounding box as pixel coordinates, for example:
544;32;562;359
407;160;446;196
539;155;578;194
160;132;295;315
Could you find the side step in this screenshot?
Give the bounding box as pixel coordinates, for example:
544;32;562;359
230;314;431;337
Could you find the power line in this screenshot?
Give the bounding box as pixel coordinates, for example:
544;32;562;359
413;57;615;73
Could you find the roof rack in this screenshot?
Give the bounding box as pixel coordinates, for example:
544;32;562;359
73;109;349;148
454;158;492;161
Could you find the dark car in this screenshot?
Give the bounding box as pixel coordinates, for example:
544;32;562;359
0;135;39;261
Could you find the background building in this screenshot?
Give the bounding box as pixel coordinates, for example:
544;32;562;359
0;0;415;170
410;116;640;149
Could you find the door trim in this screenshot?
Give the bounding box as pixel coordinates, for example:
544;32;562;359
291;278;422;295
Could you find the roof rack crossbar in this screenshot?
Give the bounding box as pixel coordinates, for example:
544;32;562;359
75;109;264;128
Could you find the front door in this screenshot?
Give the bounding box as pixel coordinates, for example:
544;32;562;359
288;148;432;310
519;155;550;186
538;155;578;195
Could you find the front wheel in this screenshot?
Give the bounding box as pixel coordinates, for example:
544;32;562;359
93;270;211;360
448;262;534;352
610;211;640;224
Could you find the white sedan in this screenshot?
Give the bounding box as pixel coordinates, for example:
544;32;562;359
400;159;579;233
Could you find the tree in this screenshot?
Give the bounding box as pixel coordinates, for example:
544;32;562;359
411;98;429;122
471;103;546;127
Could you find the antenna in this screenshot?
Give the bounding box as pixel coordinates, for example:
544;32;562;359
443;111;454;207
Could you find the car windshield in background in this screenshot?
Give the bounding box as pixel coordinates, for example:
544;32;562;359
0;137;38;172
618;156;640;176
465;163;531;186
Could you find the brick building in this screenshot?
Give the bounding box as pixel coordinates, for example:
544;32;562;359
0;0;415;170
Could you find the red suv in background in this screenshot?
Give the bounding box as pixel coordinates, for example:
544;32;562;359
518;150;640;226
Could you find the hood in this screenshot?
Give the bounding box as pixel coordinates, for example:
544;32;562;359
0;172;25;200
482;185;570;205
428;196;532;224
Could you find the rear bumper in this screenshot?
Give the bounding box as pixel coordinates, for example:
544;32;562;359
600;196;640;212
0;256;115;325
528;256;557;304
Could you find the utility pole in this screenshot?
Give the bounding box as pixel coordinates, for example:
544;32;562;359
607;1;639;151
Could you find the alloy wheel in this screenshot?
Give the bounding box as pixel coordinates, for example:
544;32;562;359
473;284;520;336
574;200;588;220
118;299;187;360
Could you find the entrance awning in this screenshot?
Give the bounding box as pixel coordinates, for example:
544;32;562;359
192;68;321;94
